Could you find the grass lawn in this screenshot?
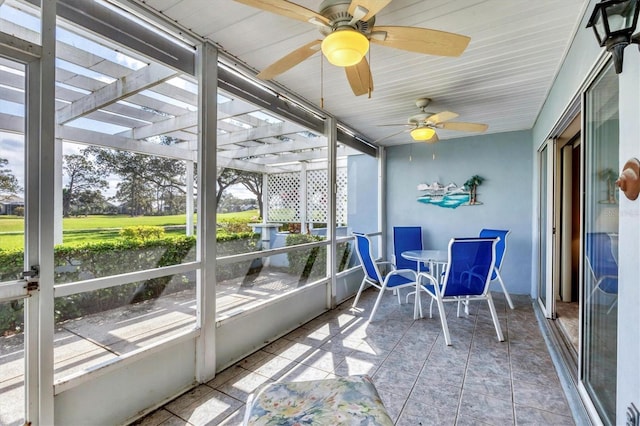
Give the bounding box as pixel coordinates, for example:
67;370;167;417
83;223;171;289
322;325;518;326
0;210;259;250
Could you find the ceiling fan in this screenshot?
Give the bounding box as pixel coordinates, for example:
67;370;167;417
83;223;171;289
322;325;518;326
234;0;471;96
375;98;489;143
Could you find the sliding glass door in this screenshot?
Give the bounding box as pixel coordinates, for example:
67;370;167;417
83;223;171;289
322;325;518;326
582;63;618;426
538;143;554;317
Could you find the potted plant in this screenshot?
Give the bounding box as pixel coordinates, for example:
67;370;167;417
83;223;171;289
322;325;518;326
464;175;485;205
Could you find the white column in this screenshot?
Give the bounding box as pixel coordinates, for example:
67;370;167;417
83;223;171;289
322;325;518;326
36;0;57;423
300;162;307;234
195;41;218;382
262;173;268;223
326;117;337;309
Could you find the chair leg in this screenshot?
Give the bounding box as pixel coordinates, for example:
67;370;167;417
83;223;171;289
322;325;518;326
486;293;504;342
368;287;387;322
352;277;367;308
456;297;469;317
405;290;416;304
414;284;423;320
495;271;514;309
435;297;451;346
397;288;402;305
429;298;434;318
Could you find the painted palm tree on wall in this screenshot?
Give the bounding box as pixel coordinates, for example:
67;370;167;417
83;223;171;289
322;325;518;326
464;175;484;205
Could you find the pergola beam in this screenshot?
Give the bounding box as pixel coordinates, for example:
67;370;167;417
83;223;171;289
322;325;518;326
216;155;288;174
217;121;307;147
118;111;197;140
218;138;327;159
57;125;195;161
249;146;349;165
56;62;178;124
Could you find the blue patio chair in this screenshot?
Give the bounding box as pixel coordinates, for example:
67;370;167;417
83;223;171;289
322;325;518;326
585;232;618;314
479;229;514;309
417;237;504;346
352;232;418;321
393;226;430;273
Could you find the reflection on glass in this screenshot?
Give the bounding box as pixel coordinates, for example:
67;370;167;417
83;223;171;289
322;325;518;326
53;274;196;381
216;248;328;318
215;88;331;316
343;151;379;270
583;63;618;425
0;299;25;426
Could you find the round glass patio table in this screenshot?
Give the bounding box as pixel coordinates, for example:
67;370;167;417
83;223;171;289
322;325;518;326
401;250;448;319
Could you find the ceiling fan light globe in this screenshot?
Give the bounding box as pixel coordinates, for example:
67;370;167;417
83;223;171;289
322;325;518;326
410;127;436;141
321;29;369;67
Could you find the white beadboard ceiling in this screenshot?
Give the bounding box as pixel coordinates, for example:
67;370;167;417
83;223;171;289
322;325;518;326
136;0;591;147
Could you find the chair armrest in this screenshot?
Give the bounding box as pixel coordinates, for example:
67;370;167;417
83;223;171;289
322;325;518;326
376;260;397;271
393;268;417;277
417;272;439;286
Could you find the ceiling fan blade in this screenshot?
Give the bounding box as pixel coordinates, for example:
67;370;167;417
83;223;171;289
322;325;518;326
345;57;374;96
425;111;458;124
348;0;392;21
235;0;330;25
373;128;411;144
440;122;489;132
370;26;470;57
257;40;322;80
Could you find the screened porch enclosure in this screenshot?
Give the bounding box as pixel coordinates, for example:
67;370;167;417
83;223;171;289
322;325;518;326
0;1;378;424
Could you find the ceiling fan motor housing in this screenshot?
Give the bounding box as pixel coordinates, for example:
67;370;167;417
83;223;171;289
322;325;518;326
319;0;375;34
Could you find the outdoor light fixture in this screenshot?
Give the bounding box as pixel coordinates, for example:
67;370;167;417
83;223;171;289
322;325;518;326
410;127;436;142
587;0;640;73
321;29;369;67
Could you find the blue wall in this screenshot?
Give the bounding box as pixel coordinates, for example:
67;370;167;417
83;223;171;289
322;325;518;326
347;153;379;234
386;130;533;295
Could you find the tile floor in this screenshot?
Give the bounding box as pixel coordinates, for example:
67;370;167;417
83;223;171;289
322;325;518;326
133;288;575;426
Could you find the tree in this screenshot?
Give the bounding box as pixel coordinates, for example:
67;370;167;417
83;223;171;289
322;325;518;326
63;153;108;217
215;168;263;217
0;157;21;201
238;171;264;218
75;190;107;216
216;168;240;206
86;147;186;216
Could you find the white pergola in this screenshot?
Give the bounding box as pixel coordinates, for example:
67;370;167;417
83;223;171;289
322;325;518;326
0;0;374;238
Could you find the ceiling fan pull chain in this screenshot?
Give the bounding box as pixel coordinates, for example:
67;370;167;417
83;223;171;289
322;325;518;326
368;49;372;99
320;53;324;109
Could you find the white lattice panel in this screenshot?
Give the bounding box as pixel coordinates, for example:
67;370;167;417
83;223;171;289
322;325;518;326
267;172;300;222
306;169;328;223
267;168;348;224
336;167;348;224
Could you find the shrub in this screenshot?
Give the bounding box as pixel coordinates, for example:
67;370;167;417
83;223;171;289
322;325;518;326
119;225;165;241
217;217;253;233
14;206;24;217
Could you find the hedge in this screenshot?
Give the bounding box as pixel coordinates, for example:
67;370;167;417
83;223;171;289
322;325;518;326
0;232;260;335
